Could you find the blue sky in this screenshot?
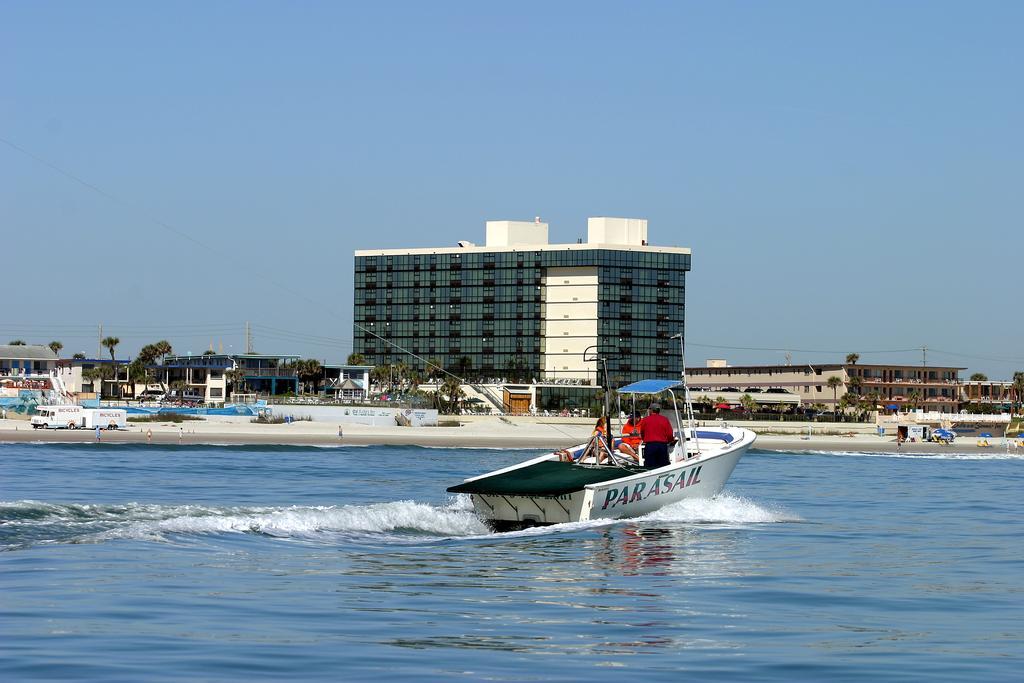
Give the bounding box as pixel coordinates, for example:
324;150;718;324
3;1;1021;377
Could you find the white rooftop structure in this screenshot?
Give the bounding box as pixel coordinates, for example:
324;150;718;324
485;219;549;247
587;217;648;246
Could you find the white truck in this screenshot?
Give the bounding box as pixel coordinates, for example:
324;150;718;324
31;405;86;429
82;408;128;430
31;406;127;430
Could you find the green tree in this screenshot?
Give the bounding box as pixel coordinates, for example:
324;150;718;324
127;358;154;397
346;352;366;365
1013;371;1024;416
906;389;921;410
8;340;26;345
969;372;988;381
101;336;120;362
425;357;444;382
154;340;173;363
48;341;63;356
226;366;248;396
739;393;757;417
297;359;323;394
845;353;860;365
826;375;843;413
441;376;463;414
847;375;863;395
370;365;389;394
72;353;86;359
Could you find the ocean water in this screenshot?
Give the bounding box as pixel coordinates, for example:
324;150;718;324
1;443;1021;682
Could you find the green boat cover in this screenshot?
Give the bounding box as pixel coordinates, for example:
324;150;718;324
447;461;641;497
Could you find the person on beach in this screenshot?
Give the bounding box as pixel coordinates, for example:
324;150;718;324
147;428;153;444
95;425;101;442
639;403;675;469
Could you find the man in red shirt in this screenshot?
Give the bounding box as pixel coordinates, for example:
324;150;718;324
639;402;676;469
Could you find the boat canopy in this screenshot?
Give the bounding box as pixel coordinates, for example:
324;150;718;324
447;461;639;497
616;379;682;395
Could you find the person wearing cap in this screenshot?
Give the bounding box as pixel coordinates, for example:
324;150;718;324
639;402;675;469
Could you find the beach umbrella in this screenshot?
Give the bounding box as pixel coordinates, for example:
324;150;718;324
714;403;731;410
886;404;899;410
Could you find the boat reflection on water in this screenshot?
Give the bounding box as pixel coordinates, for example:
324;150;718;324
586;523;752;579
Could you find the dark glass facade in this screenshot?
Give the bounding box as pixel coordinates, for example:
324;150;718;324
352;248;690;386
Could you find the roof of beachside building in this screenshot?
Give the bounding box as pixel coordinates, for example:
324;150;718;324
0;344;59;361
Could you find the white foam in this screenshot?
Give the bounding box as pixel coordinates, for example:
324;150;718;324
640;492;799;524
458;492;798;541
88;500;490;543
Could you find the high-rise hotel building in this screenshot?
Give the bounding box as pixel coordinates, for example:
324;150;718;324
352;217;691;387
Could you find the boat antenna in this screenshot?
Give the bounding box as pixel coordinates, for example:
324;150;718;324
672;331;700;455
584;345;614;455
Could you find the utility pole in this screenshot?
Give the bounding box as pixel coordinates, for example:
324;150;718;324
245;322;253;354
97;323;102;358
922;345;927;367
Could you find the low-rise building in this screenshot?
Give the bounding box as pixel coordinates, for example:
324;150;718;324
848;363;963;413
688;361;965;414
960;379;1015;410
0;344;58;376
322;364;373;401
57;357;132;400
688;363;846;410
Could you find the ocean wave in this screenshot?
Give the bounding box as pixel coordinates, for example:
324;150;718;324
770;449;1024;460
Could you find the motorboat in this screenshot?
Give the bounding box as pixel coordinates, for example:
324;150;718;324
448;378;755;531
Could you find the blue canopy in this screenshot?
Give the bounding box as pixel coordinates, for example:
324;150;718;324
934;429;955;438
617;379;682;395
980;432;993;438
886;404;899;410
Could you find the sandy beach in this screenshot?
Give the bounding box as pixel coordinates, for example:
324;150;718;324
1;415;1017;455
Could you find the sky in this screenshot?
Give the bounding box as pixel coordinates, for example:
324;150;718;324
2;1;1022;378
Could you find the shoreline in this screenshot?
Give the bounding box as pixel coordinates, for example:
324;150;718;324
1;417;1018;455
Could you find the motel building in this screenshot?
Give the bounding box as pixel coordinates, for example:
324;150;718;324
688;361;965;414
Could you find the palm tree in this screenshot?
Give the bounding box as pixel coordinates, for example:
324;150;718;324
154;340;172;363
297;359;323;394
845;353;860;365
1013;371;1024;416
226;367;248;396
969;372;988;381
441;376;463;414
346;352;366;365
425;357;444;383
739;393;757;417
48;341;63;356
827;375;843;414
101;336;120;362
393;361;410;392
906;389;921;410
847;376;863;395
370;365;389;395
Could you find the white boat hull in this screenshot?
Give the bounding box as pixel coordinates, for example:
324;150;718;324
463;428;755;530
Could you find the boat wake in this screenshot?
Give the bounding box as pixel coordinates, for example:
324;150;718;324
0;498;489;550
0;493;793;550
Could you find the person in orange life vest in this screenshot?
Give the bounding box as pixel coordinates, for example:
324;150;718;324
639;403;676;469
617;413;641;461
